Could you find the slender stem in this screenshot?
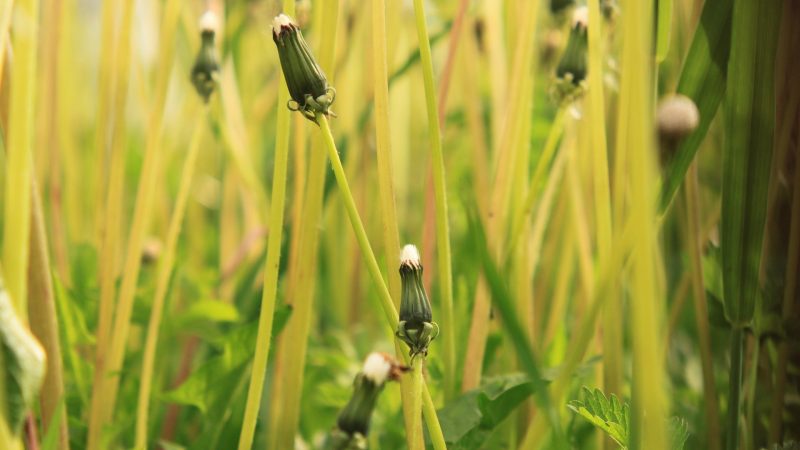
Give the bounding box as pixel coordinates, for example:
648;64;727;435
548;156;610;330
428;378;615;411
317;115;446;449
369;0;421;444
88;1;181;446
767;118;800;443
726;327;744;450
236;0;294;441
685;163;722;450
409;0;456;400
745;335;760;450
409;356;424;450
134;111;206;450
505;107;566;258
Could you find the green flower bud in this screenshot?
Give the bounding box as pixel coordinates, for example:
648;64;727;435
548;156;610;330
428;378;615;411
334;353;406;440
395;245;439;357
552;7;589;103
272;14;336;124
190;11;221;102
550;0;574;14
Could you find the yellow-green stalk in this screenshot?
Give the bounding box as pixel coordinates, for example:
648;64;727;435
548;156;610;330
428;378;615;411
409;0;456;400
87;0;182;447
2;0;39;320
28;179;70;450
237;2;295;448
619;0;667;448
134;96;208;448
370;0;421;443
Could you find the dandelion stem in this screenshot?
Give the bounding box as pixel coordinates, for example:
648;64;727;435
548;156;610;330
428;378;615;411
134;109;206;450
410;0;456;401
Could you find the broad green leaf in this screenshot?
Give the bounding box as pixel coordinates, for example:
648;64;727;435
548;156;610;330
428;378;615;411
659;0;732;212
437;373;537;449
464;200;563;443
720;0;781;325
0;284;46;435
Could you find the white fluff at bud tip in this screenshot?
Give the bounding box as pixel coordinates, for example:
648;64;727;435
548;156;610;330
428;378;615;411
400;244;421;266
199;10;219;33
572;6;589;28
362;353;392;385
272;13;294;35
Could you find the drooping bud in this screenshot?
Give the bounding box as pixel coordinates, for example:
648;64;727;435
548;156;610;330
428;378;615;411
190;11;221;102
326;353;407;449
395;245;439;357
272;14;336;124
552;7;589;103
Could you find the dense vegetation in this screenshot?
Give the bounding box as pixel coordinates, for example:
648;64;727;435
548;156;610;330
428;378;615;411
0;0;798;449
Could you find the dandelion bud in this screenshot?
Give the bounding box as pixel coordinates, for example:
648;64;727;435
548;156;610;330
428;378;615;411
272;14;336;124
657;95;700;166
552;7;589;103
330;353;406;446
190;11;221;102
395;245;439;357
550;0;574;14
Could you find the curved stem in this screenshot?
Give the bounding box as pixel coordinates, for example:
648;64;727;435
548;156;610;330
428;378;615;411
134;110;205;450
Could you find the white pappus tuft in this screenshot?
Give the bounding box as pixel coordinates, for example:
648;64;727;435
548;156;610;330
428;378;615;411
572;6;589;29
272;13;294;35
362;352;392;385
400;244;421;267
199;10;219;33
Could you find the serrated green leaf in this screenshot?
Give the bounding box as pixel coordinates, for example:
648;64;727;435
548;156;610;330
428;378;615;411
659;0;732;212
0;284;46;435
667;416;690;450
567;387;629;448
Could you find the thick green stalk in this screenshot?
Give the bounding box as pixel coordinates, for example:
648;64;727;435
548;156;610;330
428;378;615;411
236;1;294;446
745;335;760;450
410;0;455;400
318;115;446;449
27;179;70;450
134;111;206;450
409;356;424;450
726;328;744;450
2;0;39;319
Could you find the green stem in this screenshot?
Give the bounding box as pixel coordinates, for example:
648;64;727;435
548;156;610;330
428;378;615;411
726;327;744;450
317;115;447;449
237;0;294;441
685;163;722;450
409;356;424;450
745;335;760;450
134;110;206;450
410;0;455;400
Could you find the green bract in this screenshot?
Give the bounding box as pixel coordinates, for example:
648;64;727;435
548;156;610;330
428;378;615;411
272;14;336;124
395;245;439;357
190;12;220;102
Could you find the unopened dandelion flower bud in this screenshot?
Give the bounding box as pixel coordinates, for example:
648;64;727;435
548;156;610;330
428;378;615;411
395;244;439;357
550;0;574;14
272;13;336;124
657;95;700;167
333;353;406;443
552;7;589;103
190;11;220;102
